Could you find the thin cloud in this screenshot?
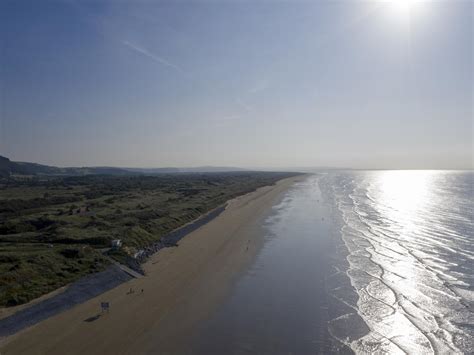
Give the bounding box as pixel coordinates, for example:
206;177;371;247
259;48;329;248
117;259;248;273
236;98;252;112
248;80;268;94
212;115;242;128
208;115;242;124
122;40;183;72
218;115;242;121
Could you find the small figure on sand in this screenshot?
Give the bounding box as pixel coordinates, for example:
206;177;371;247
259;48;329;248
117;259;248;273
128;287;134;295
101;302;110;313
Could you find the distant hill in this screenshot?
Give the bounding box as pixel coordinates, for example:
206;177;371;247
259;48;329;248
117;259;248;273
0;156;13;177
126;166;245;174
0;156;245;177
0;156;134;177
0;156;61;176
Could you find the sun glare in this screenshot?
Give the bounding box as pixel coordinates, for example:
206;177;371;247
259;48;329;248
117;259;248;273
392;0;417;11
381;0;423;20
375;170;434;231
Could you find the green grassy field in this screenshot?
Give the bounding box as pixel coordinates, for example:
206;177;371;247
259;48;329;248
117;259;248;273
0;172;298;307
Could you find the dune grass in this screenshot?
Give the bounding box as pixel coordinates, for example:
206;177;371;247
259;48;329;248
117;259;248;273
0;172;298;307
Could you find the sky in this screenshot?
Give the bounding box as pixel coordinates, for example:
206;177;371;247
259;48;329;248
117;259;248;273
1;0;472;169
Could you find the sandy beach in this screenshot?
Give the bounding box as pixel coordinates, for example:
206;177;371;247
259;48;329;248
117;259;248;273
1;175;302;355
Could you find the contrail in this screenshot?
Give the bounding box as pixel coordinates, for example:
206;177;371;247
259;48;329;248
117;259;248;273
122;40;183;73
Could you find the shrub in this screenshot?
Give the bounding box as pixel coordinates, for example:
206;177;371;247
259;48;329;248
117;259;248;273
60;248;84;259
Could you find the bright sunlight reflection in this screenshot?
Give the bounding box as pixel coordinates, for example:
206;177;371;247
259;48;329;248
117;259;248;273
374;171;436;242
376;170;433;215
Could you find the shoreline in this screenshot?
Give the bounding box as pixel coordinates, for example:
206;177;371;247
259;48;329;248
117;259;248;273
187;174;356;354
0;175;298;334
1;175;304;354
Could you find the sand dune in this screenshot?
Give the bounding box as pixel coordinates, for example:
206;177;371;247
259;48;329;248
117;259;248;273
1;176;302;355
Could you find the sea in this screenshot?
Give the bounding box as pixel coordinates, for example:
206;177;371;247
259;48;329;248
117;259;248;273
193;171;473;354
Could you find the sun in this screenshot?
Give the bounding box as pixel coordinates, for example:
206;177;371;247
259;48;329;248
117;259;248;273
393;0;417;10
385;0;422;17
368;0;430;33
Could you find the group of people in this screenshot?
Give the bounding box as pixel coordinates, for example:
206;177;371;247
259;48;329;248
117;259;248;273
127;287;144;295
100;286;144;314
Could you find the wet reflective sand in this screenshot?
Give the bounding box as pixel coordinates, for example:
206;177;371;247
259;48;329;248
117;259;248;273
191;171;473;354
191;176;365;354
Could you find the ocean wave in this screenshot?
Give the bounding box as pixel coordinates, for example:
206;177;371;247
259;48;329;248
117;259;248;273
319;171;474;354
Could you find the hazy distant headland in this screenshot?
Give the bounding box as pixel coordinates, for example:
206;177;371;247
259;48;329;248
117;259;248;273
0;155;247;178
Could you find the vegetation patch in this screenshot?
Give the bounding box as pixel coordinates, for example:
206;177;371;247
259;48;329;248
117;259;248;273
0;172;299;307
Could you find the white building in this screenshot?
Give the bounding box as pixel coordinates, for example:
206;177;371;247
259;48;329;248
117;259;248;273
111;239;122;249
